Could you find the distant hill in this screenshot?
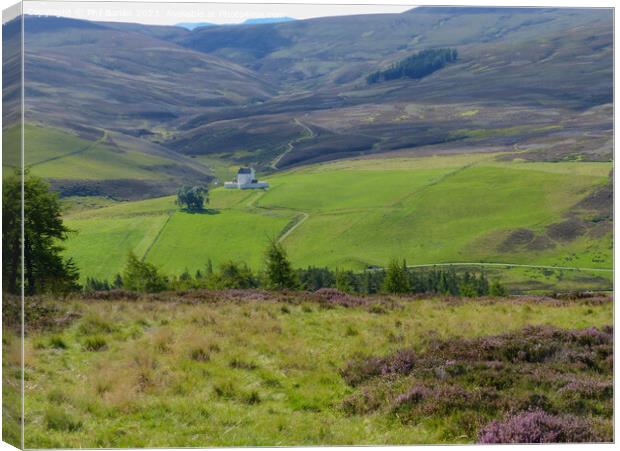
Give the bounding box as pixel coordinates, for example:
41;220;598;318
175;22;215;30
176;17;294;30
5;7;613;187
243;17;295;25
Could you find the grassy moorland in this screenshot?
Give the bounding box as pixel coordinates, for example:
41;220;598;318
8;291;611;447
62;152;612;291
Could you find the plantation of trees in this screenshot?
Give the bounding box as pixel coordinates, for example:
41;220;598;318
367;48;458;84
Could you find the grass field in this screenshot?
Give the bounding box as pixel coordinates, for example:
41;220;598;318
62;152;612;290
11;292;611;447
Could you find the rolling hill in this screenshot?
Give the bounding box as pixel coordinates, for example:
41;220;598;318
5;6;611;186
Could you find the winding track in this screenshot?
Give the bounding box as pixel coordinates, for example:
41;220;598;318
405;262;612;272
270;118;315;170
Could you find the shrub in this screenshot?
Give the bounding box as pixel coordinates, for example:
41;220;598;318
382;259;410;293
478;410;603;443
122;251;168;293
45;407;82;432
264;239;299;290
210;261;258;289
82;335;107;352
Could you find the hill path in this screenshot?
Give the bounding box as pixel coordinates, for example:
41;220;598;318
270;118;315;170
30;130;108;166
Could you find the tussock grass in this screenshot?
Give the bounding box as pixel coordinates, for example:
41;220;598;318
45;407;82;432
18;293;612;447
82;336;107;351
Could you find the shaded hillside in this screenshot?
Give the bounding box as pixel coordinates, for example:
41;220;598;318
10;7;615;180
22;16;275;133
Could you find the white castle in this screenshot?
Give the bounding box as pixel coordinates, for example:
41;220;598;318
224;167;269;189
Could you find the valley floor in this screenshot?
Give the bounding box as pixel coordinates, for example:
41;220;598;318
3;290;613;447
61;151;612;292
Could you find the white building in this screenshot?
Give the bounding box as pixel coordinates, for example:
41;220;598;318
224;167;269;189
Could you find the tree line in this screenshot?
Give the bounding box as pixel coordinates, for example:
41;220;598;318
86;246;507;297
367;48;458;84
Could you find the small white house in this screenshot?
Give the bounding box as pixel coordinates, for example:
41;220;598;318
224;167;269;189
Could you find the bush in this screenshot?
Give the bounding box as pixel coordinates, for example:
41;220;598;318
122;252;168;293
382;259;410;293
210;261;257;289
478;410;603;443
82;335;107;352
264;239;299;289
45;407;82;432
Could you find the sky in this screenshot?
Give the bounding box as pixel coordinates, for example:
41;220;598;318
23;1;415;26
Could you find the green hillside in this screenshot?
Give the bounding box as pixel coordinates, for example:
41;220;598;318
63;152;612;290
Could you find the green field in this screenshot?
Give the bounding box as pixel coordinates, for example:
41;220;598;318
3;124;212;182
11;293;612;447
63;152;612;288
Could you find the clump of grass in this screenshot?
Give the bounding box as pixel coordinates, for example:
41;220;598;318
345;325;359;337
243;390;261;405
152;327;174;353
229;358;258;370
78;314;115;336
47;388;70;404
213;381;237;399
49;335;68;349
280;305;291;314
45;407;82;432
82;335;107;352
189;347;210;362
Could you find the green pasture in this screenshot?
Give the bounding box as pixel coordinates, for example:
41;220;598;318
14;124;187;180
63;152;612;286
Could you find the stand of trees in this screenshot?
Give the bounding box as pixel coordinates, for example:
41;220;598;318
85;244;507;297
367;48;458;84
3;170;80;296
176;185;209;212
